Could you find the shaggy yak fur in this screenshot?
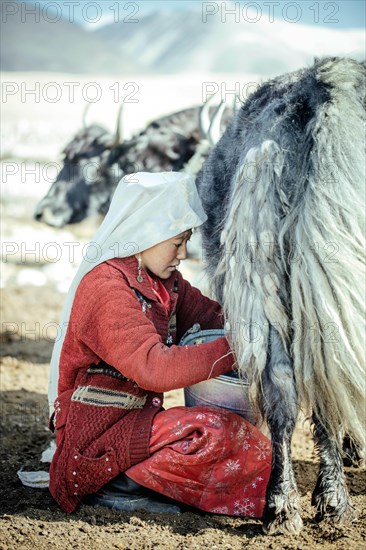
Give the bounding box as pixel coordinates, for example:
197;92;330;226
196;57;365;534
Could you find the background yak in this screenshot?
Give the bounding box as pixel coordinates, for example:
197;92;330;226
34;101;232;228
33;107;201;227
196;57;365;534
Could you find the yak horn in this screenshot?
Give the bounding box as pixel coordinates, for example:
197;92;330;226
113;103;124;145
199;93;217;140
208;100;226;146
82;102;91;128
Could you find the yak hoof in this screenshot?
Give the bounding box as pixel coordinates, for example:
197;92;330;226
262;497;303;535
312;490;358;524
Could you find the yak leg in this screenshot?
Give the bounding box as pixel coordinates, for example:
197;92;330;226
261;328;303;535
311;415;357;523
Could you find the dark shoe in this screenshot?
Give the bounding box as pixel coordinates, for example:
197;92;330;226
84;473;182;513
84;490;182;513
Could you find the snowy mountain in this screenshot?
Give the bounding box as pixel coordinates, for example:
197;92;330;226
2;1;364;75
95;9;365;75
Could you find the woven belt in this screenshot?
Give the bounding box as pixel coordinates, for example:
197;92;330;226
87;363;128;381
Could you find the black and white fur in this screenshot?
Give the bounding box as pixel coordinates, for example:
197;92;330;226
196;57;365;534
34;105;232;228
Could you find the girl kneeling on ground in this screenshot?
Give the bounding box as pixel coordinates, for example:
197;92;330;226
48;171;271;516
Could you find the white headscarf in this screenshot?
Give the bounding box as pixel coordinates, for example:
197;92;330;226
48;171;207;413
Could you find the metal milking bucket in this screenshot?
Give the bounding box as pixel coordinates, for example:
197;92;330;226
179;325;257;424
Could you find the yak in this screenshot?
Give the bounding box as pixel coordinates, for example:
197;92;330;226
34;102;231;228
196;57;365;534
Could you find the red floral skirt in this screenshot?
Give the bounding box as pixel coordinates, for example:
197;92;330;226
125;406;272;517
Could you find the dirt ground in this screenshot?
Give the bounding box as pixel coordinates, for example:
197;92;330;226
1;202;365;550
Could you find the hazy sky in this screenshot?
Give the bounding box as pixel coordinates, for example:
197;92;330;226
21;0;366;29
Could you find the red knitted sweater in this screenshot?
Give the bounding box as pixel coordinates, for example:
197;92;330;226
49;256;235;512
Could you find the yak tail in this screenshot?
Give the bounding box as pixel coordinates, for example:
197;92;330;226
216;58;366;450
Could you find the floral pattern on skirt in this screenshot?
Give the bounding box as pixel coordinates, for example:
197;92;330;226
125;406;272;517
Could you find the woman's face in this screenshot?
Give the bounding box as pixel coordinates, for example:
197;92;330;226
139;230;192;279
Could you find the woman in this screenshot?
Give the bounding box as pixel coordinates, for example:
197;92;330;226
48;171;271;516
